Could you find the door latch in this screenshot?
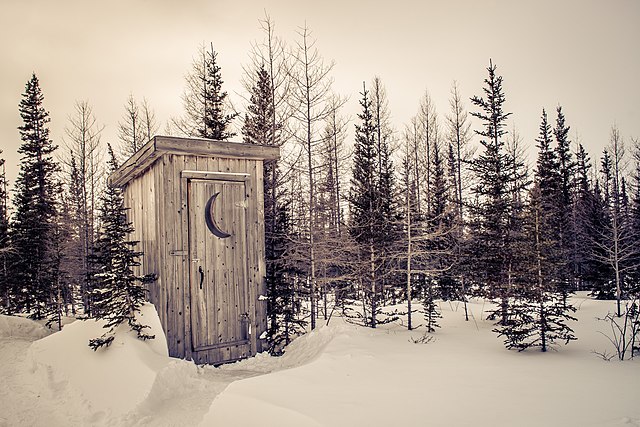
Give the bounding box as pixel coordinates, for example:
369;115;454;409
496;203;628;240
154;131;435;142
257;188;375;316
198;266;204;289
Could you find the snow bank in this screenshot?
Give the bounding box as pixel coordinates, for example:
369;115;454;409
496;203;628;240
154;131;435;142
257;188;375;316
26;303;170;422
3;294;640;426
223;321;340;374
0;314;51;340
201;294;640;427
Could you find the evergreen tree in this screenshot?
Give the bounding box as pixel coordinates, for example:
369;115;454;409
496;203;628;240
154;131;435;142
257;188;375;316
47;182;72;330
534;109;568;301
349;83;390;328
62;155;86;314
201;45;237;140
535;109;560;200
424;140;454;320
553;107;576;289
89;145;155;350
573;144;597;289
56;177;81;317
584;180;615;298
601;150;613;207
441;142;465;303
10;74;60;318
497;190;578;352
243;65;277;146
495;115;578;351
175;43;238;140
243;65;304;353
554;107;574;209
423;278;442;332
370;78;401;306
468;60;514;324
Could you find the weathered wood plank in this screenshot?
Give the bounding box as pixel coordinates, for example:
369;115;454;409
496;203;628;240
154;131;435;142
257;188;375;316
183;154;197;359
110;136;278;189
157;136;280;161
167;155;185;359
119;141;275;365
109;138;160;187
254;159;267;353
181;170;249;182
156;157;173;356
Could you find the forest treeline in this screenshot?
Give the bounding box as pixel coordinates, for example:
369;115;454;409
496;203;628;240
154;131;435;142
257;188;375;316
0;16;638;357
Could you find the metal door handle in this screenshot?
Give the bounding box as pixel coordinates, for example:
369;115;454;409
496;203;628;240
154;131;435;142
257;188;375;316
199;266;204;289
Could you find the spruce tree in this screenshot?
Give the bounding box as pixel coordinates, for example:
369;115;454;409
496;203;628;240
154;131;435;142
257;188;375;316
422;140;451;326
468;60;514;324
534;109;566;296
89;145;155;350
371;78;400;306
243;65;304;353
553;107;576;289
554;107;574;208
349;83;383;328
573;144;597;289
47;182;71;330
423;279;442;333
243;65;277;146
10;74;60;318
442;142;465;304
584;180;615;298
201;45;237;140
175;43;238;140
62;155;86;315
495;116;578;351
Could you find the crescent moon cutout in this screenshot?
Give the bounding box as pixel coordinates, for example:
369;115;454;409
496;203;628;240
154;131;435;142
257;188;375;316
204;192;232;238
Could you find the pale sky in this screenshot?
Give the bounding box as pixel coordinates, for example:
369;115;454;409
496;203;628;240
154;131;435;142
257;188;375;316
1;0;639;188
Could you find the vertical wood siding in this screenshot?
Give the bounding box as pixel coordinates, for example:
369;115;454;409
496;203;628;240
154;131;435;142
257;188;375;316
121;153;267;364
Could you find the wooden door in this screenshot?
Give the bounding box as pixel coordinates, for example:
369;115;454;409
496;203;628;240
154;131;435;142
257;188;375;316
187;177;250;361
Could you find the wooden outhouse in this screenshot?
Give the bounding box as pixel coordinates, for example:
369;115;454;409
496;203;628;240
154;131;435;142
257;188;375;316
109;135;279;365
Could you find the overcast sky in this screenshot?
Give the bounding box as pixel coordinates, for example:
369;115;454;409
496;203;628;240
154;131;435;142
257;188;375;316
1;0;639;187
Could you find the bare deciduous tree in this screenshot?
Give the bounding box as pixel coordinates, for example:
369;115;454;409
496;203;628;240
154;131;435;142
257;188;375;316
288;24;344;329
118;94;145;159
61;100;104;315
118;94;158;160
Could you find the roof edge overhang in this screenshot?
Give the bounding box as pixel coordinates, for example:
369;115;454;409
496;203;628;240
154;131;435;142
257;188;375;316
108;135;281;187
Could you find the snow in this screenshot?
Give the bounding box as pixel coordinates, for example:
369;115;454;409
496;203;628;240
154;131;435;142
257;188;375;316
204;295;639;427
0;314;52;340
1;294;639;427
25;304;169;422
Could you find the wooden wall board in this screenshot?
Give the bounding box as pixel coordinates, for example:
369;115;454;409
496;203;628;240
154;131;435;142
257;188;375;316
113;137;275;365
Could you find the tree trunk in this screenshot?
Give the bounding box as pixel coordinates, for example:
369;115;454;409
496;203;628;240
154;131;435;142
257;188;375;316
370;239;376;329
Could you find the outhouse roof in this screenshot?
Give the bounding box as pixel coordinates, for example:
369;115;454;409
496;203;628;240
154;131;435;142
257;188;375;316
109;135;280;187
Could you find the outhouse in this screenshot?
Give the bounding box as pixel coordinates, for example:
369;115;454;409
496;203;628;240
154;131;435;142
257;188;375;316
109;135;280;365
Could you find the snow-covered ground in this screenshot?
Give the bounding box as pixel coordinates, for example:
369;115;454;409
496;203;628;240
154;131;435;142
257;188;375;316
0;293;638;427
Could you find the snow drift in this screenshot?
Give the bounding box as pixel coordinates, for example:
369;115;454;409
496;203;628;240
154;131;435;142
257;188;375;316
0;314;51;340
1;293;639;426
25;303;170;423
